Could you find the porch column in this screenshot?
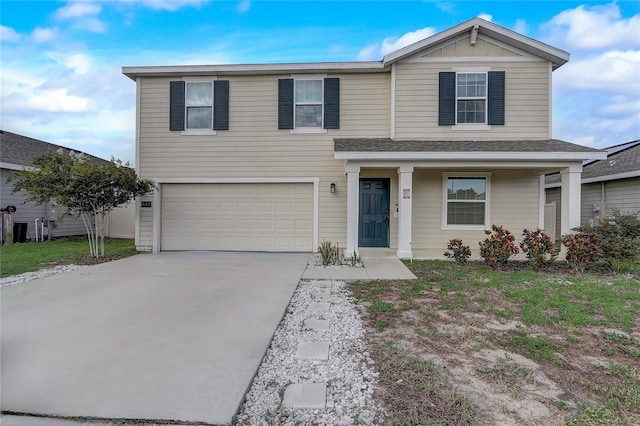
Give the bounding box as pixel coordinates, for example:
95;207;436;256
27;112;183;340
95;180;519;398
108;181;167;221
397;165;414;259
345;165;360;255
560;165;582;237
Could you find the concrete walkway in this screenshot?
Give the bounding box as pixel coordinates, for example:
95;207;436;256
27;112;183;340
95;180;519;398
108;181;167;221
1;252;308;426
301;248;417;281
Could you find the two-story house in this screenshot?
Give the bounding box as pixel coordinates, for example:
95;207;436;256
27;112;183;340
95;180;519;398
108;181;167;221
123;17;606;259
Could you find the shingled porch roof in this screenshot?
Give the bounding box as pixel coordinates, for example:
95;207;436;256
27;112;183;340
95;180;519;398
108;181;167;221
334;138;606;162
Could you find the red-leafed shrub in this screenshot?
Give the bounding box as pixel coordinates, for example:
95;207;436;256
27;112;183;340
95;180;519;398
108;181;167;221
479;225;520;267
444;238;471;265
562;231;600;273
520;228;559;270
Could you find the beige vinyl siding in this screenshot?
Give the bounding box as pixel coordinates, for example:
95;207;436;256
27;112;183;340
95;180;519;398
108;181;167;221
423;35;523;58
412;169;540;259
136;73;389;250
394;60;550;140
545;187;562;242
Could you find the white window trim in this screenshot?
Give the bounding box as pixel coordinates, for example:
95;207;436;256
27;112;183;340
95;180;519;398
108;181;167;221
291;74;326;134
182;77;217;136
441;172;491;230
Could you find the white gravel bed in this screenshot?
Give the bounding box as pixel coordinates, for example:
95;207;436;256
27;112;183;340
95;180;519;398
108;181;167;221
234;280;385;425
0;264;86;288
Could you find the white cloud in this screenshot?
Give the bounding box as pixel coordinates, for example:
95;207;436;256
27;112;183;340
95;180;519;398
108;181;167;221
77;18;107;33
237;1;250;13
47;52;93;75
139;0;208;11
554;50;640;94
1;25;20;42
32;27;58;43
55;2;102;20
477;13;493;22
543;3;640;50
512;19;528;35
357;27;437;61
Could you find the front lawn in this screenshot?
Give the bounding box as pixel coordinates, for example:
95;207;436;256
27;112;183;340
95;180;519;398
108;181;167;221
0;237;139;278
350;260;640;425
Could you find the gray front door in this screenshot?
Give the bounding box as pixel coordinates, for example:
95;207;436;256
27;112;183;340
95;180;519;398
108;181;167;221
358;178;390;247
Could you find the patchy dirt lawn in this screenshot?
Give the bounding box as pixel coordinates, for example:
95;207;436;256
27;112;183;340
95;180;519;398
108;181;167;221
350;261;640;426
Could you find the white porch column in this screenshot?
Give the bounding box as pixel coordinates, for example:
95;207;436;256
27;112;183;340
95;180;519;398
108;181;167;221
345;165;360;255
560;165;582;237
397;165;414;259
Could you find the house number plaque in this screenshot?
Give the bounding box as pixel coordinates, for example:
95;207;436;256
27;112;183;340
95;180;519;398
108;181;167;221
403;189;411;199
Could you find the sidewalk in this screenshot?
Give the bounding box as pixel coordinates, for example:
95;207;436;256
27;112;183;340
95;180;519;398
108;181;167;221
301;248;417;281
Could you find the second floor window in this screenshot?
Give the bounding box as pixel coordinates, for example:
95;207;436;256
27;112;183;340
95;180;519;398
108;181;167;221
295;79;323;128
456;73;486;124
186;82;213;129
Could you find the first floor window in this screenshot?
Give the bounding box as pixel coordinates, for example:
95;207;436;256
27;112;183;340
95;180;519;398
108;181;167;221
186;81;213;129
444;175;489;226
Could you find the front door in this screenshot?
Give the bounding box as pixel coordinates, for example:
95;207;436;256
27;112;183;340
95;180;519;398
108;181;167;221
358;178;390;247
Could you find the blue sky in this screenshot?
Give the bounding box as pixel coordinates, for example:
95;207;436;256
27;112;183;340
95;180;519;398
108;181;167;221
2;0;639;164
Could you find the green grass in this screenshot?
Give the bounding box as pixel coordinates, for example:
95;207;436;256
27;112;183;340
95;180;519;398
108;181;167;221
0;237;139;278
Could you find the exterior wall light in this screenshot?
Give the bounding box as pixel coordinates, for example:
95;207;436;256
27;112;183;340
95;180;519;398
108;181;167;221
330;182;336;193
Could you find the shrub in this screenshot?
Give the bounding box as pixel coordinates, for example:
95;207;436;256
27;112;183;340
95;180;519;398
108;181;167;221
562;231;600;273
582;209;640;264
318;240;341;266
520;228;559;270
444;238;471;265
479;225;520;266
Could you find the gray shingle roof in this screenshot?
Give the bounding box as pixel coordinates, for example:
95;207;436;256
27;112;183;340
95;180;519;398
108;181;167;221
334;138;603;153
546;140;640;184
0;130;106;167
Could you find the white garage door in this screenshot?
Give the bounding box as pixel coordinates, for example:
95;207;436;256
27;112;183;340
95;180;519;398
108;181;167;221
161;183;313;251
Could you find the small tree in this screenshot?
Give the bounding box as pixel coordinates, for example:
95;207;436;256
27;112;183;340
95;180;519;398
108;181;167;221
10;150;155;258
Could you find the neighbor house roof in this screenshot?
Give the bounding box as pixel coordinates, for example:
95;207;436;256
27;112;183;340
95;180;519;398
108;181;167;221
334;138;606;161
0;130;106;170
545;140;640;186
123;17;569;80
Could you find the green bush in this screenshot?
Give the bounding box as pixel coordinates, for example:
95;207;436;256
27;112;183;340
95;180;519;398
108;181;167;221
444;238;471;265
520;228;559;270
318;240;341;266
479;225;520;266
575;209;640;266
562;231;600;274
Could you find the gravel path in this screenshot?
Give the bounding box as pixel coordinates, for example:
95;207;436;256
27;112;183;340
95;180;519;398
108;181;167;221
234;280;385;425
0;264;86;288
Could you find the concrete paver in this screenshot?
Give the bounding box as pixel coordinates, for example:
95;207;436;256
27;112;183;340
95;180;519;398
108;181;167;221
303;319;330;331
295;342;330;360
283;384;327;409
1;252;308;425
308;302;330;312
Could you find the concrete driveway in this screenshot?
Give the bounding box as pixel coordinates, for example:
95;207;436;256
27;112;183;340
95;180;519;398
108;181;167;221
1;251;309;425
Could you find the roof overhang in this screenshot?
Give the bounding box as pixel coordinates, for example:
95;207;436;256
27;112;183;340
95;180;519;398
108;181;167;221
123;61;387;80
382;17;570;70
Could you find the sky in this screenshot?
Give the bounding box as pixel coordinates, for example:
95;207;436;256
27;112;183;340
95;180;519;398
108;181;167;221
1;0;639;165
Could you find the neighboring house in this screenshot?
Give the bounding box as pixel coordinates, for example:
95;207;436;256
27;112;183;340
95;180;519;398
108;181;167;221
0;130;135;241
545;140;640;241
123;17;606;259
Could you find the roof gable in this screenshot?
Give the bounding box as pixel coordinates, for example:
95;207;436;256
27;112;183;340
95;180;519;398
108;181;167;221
383;17;569;70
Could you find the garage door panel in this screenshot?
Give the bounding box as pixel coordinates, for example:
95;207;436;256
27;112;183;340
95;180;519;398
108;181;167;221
161;183;313;252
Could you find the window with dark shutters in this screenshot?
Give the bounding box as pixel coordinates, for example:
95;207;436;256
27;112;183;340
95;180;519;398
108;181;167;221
438;71;505;126
169;80;229;131
279;77;340;130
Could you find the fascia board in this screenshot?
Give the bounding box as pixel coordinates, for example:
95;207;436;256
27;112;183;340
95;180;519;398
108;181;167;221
123;62;387;80
335;151;608;161
1;162;36;171
582;171;640;184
